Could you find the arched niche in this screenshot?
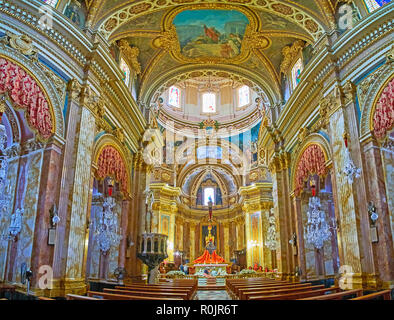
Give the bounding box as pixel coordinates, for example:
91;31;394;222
291;135;331;196
92;134;132;198
0;48;65;140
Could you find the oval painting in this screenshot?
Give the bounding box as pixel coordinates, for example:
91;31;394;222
173;9;249;59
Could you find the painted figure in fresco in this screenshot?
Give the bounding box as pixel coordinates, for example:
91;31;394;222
64;0;86;28
204;25;220;43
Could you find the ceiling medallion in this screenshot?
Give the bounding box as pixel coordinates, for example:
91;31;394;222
152;4;271;64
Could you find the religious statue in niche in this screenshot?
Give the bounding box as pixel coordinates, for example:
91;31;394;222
64;0;87;28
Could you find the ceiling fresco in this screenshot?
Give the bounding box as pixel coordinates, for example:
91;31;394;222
173;9;249;60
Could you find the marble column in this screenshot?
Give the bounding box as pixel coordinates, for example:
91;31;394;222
31;138;64;290
223;222;230;263
325;84;376;288
292;196;307;281
361;138;394;288
270;158;292;279
189;222;196;262
118;199;130;269
52;82;98;296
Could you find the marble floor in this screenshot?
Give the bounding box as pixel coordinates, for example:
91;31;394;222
196;290;232;300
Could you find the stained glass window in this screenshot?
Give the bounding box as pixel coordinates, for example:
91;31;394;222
364;0;391;12
239;85;250;107
204;187;215;206
291;58;303;89
203;93;216;113
42;0;58;7
169;86;181;108
120;58;130;86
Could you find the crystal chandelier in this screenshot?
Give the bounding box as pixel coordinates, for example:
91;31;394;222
94;196;122;253
265;210;278;251
342;132;361;184
304;196;332;250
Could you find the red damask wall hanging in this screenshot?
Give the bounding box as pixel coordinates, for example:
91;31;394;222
373;77;394;140
0;58;54;139
294;144;326;196
97;146;129;195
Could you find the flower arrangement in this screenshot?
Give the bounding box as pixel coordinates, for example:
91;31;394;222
166;270;186;278
239;269;257;278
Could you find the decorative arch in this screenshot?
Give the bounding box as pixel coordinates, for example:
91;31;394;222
292;137;330;196
0;43;65;139
359;63;393;138
0;57;54;140
93;134;131;196
143;65;278;108
371;76;394;141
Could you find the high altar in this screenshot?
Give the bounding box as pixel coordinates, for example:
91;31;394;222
190;200;230;275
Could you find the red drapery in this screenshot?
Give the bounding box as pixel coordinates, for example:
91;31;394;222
0;58;53;139
97;146;129;195
294;144;326;196
193;250;225;264
373;78;394;140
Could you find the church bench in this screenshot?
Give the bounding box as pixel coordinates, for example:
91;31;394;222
227;281;295;296
234;283;312;298
240;285;325;300
299;289;363;300
87;291;182;300
66;294;101;301
350;290;392;300
106;288;193;300
38;297;56;301
228;282;303;299
101;289;189;300
117;284;197;295
226;280;291;293
248;287;342;300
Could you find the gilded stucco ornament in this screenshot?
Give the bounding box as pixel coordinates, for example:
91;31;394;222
67;79;83;101
342;81;356;105
118;39;142;75
280;40;305;74
153;4;268;64
8;33;36;56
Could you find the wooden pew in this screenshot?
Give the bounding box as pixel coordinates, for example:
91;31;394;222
235;283;313;299
114;286;196;300
226;279;292;295
249;287;341;300
241;285;325;300
67;294;101;301
104;288;190;300
227;280;298;298
299;289;363;300
87;291;183;300
226;279;295;293
351;290;392;300
38;297;55;301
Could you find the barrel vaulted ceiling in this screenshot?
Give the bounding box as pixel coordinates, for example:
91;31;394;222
82;1;339;105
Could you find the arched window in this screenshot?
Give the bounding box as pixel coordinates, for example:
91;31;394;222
169;86;181;108
120;58;130;86
42;0;58;7
204;187;215;206
364;0;391;12
202;93;216;113
291;58;303;89
238;85;250;107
